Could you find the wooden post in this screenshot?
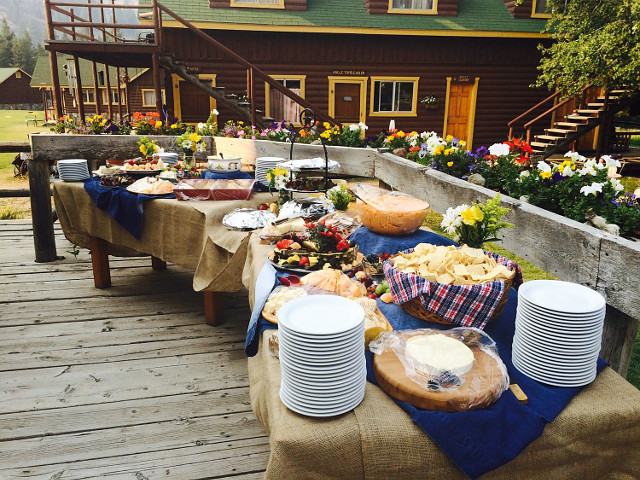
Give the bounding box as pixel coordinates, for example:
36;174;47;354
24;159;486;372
87;0;101;116
601;306;638;378
203;291;224;326
123;68;131;119
152;52;163;115
44;0;63;119
89;235;111;288
27;149;57;262
100;5;113;119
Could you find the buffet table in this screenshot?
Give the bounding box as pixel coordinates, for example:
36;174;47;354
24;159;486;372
53;181;277;324
242;234;640;479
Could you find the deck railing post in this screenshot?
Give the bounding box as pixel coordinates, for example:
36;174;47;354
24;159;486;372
28;136;57;262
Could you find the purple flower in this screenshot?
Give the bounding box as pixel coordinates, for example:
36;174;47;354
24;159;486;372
475;146;488;158
105;124;118;134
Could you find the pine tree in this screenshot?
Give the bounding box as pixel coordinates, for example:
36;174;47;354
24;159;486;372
12;30;36;74
0;18;15;68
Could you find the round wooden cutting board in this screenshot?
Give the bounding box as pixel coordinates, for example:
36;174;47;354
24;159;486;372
373;347;506;412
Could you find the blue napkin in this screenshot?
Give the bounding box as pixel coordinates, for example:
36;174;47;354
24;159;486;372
200;170;253;180
245;228;607;479
83;177;174;239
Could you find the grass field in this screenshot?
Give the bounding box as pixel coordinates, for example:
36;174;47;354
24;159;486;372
0;110;50;219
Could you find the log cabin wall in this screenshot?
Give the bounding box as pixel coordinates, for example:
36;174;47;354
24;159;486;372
365;0;457;16
0;72;42;106
162;28;550;146
209;0;307;11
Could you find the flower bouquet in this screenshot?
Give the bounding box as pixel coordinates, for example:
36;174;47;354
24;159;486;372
137;135;159;159
441;194;514;248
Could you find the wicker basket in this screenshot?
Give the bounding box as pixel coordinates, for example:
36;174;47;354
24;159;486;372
400;274;514;325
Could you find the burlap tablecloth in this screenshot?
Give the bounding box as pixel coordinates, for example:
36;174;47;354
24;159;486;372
243;237;640;479
53;181;277;292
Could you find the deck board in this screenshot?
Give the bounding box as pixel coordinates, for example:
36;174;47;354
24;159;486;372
0;220;269;478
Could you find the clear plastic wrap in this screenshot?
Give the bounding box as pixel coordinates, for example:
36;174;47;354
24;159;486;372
222;208;277;231
370;327;509;409
277;197;334;220
173;179;255;201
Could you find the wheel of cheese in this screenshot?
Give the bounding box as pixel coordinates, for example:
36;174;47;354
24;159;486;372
373;344;506;412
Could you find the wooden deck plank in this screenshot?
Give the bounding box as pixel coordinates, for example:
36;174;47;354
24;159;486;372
0;220;269;478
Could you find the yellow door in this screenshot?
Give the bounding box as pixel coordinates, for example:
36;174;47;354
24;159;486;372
446;83;472;142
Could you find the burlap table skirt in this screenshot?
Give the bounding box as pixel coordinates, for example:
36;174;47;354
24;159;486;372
53;181;278;292
243;236;640;479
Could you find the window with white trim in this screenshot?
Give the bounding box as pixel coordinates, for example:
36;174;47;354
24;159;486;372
142;89;166;107
389;0;435;13
371;79;417;114
102;88;121;105
266;77;305;124
81;88;96;104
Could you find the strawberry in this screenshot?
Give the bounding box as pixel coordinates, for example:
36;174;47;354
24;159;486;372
336;239;350;251
276;239;294;250
298;257;310;267
287;275;301;284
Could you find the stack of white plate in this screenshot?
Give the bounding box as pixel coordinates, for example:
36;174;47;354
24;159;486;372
255;157;285;185
58;159;90;182
155;152;179;165
512;280;605;387
277;295;366;417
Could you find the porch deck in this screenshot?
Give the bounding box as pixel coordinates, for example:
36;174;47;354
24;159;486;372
0;220;269;479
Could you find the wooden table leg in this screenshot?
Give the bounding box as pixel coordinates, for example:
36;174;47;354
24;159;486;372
203;291;224;326
89;235;111;288
151;256;167;270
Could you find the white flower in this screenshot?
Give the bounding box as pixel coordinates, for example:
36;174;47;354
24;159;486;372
182;139;193;150
564;151;585;162
348;123;360;131
358;122;368;131
520;170;530;178
580;182;604;196
196;142;205;153
211;109;219;116
561;165;574;177
440;205;467;235
610;178;624;193
594;162;606;170
537;161;552;173
488;143;510;156
602;155;621;168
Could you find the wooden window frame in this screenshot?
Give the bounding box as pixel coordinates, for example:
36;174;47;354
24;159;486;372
388;0;438;15
141;88;167;108
101;88;123;105
531;0;551;18
229;0;285;9
369;76;419;117
265;75;306;125
82;88;96;105
15;71;22;79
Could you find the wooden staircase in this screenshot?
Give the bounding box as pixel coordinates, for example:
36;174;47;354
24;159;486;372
509;87;639;160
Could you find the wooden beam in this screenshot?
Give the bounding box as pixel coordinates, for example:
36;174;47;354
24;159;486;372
26;157;57;262
89;235;111;288
0;142;30;153
203;291;224;326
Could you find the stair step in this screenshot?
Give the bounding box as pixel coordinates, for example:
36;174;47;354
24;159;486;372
224;94;238;99
212;86;226;92
586;102;604;108
545;128;571;136
530;141;553;148
555;122;580;129
237;101;251;107
262;117;275;123
575;109;601;116
535;135;564;142
565;115;593;123
596;95;621;101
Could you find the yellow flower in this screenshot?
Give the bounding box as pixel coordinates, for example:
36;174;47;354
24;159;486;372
238;121;244;125
171;124;178;129
387;135;395;142
444;149;454;156
445;135;453;142
140;145;147;155
447;161;454;167
397;131;406;138
100;121;106;127
461;205;484;226
188;132;201;142
409;131;418;137
321;131;331;139
540;171;552;179
434;145;444;155
460;141;467;147
323;122;331;129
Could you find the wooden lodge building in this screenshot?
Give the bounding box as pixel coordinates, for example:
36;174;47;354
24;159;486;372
0;68;42;109
42;0;569;149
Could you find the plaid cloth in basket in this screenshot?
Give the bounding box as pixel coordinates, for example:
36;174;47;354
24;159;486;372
383;249;523;330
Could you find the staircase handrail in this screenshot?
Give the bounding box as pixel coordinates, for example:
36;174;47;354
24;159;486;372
523;84;593;131
155;2;340;127
507;90;562;138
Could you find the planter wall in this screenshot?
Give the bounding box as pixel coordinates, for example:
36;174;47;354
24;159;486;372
29;135;639;375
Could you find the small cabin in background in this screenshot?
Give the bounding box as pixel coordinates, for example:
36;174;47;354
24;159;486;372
0;68;42;109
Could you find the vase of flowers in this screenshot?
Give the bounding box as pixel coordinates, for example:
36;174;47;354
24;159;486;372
177;130;207;167
440;193;514;248
421;95;438;110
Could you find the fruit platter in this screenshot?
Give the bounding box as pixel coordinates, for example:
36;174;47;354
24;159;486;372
270;219;359;271
284;177;336;192
121;158;165;177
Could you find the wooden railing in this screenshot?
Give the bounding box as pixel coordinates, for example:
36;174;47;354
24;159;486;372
508;84;592;143
44;0;339;127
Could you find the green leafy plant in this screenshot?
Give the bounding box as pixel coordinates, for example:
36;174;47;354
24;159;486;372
326;185;354;210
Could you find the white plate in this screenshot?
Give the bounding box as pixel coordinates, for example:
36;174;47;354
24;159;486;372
279;344;364;365
518;280;605;314
281;381;364;408
514;318;603;343
282;376;366;400
280;385;365;417
512;342;598;369
515;314;603;338
58;158;88;165
281;358;365;378
513;329;601;352
279;326;363;345
517;300;606;321
277;158;340;171
278;342;364;360
281;367;367;390
281;363;366;384
278;296;364;336
512;356;597;387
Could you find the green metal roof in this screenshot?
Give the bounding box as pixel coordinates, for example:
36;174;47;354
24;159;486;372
145;0;547;35
0;67;28;84
30;56;145;88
